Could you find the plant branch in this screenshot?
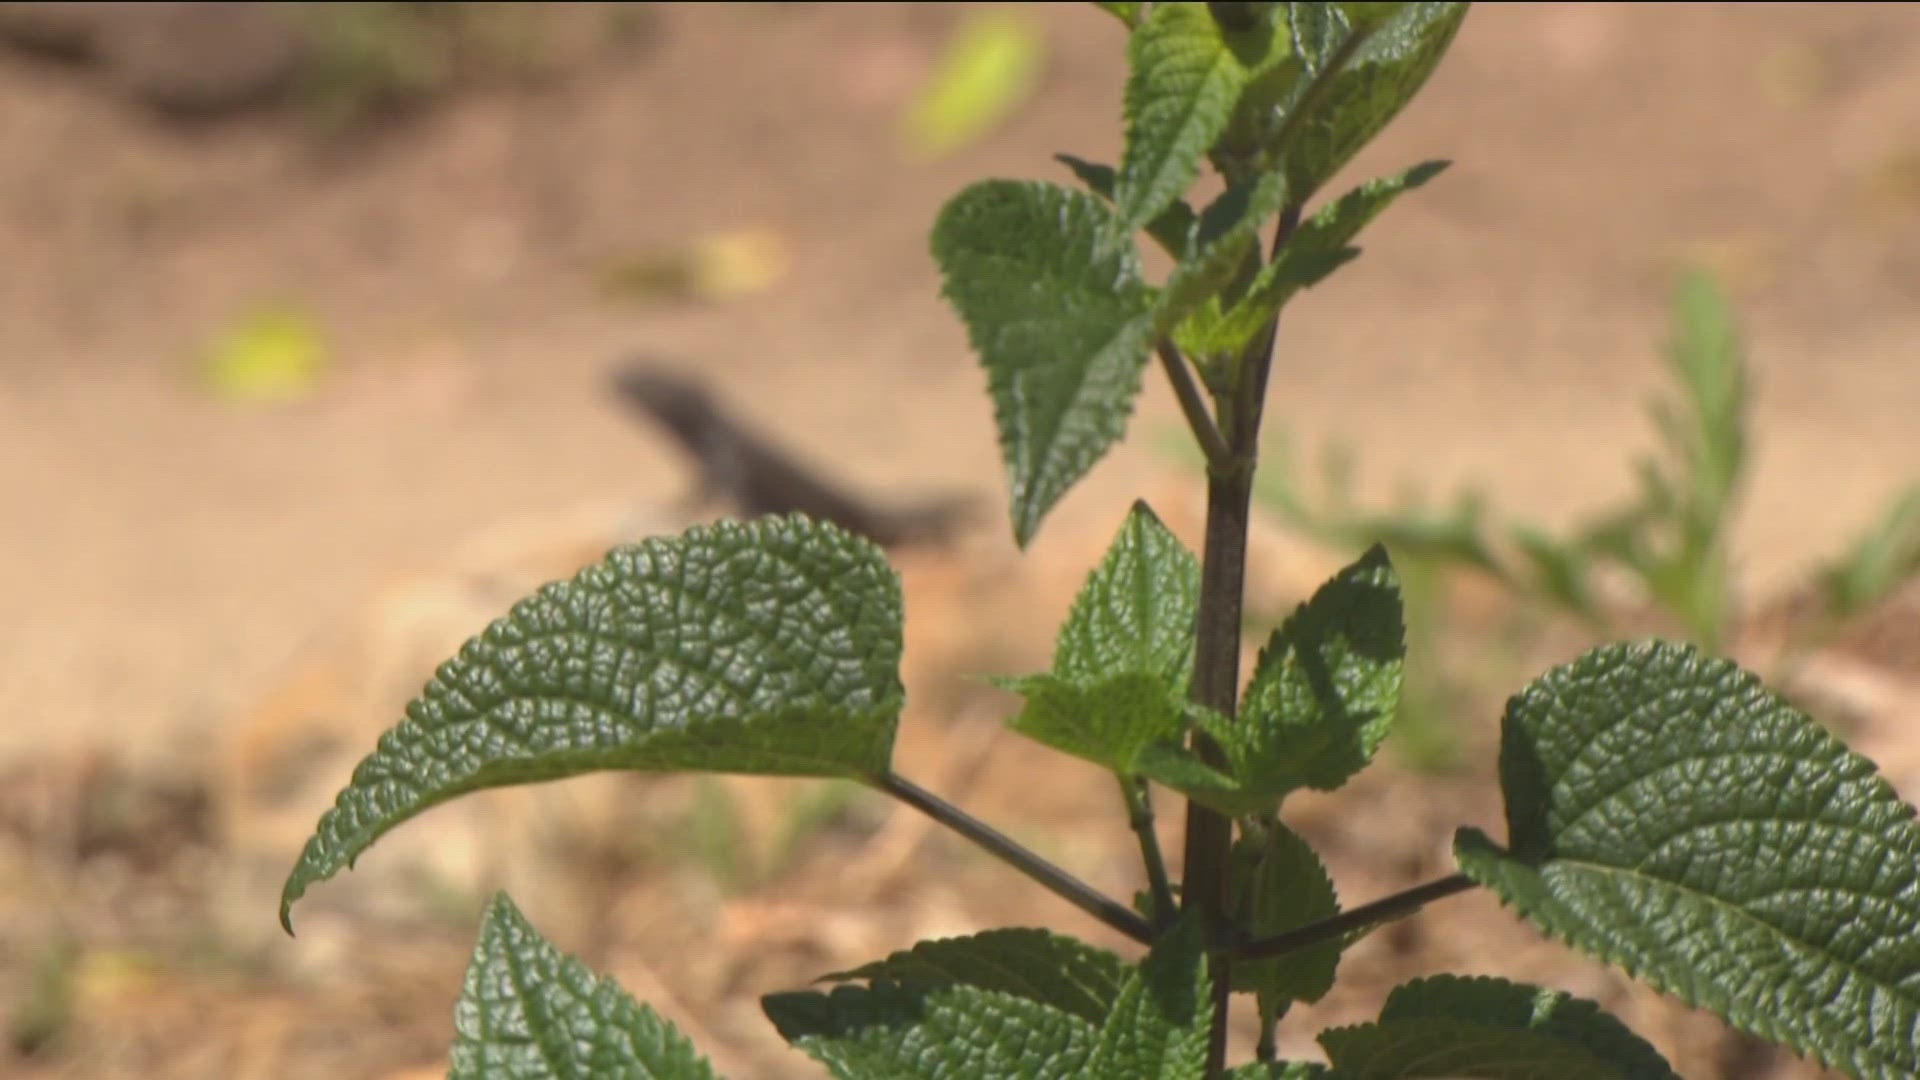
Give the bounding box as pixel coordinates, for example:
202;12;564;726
1121;777;1177;929
1182;201;1305;1075
1159;341;1231;468
876;771;1154;944
1234;873;1476;961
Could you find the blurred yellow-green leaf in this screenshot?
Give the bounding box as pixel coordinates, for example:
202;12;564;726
902;9;1045;161
601;228;790;303
200;307;328;404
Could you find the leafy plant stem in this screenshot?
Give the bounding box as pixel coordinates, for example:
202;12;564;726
1180;201;1305;1076
1121;776;1178;929
875;770;1154;943
1235;872;1475;961
1160;341;1231;468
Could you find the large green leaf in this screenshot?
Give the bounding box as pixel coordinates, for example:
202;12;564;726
451;893;722;1080
1230;823;1342;1024
1005;501;1201;773
1115;3;1256;235
1201;544;1405;804
1316;974;1678;1079
932;180;1157;546
1084;913;1212;1079
764;980;1098;1079
280;515;904;930
819;928;1130;1026
1456;640;1920;1080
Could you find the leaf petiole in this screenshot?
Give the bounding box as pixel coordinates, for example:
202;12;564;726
876;770;1155;943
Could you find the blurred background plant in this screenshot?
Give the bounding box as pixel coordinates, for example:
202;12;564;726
1251;269;1920;769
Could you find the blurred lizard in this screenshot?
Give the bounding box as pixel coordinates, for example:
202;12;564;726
609;362;982;548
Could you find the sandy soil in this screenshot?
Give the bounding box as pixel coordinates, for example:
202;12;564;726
2;3;1917;1077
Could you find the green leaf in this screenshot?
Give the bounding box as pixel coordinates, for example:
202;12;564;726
932;180;1157;546
1230;823;1342;1022
1003;672;1193;775
819;928;1131;1026
451;893;722;1080
1194;160;1447;353
1085;913;1212;1079
1317;974;1678;1079
1154;170;1291;339
280;515;904;930
1279;3;1468;200
200;305;327;404
1005;502;1201;772
1094;1;1145;29
1056;501;1201;685
901;9;1046;160
1202;544;1405;804
1456;640;1920;1080
764;981;1098;1079
1116;3;1254;234
1055;153;1198;258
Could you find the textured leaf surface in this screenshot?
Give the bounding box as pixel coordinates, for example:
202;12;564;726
451;893;721;1080
1280;2;1467;198
1055;153;1198;261
1007;502;1201;772
1456;640;1920;1080
932;180;1156;545
1317;974;1677;1079
1116;3;1252;234
1231;824;1342;1021
764;980;1097;1079
1085;914;1212;1079
1055;502;1201;684
1203;544;1404;803
281;515;904;929
820;928;1130;1026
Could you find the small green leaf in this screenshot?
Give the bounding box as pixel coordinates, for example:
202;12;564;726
1005;502;1201;772
1202;544;1405;804
1194;160;1447;352
1317;974;1678;1079
1154;170;1290;339
1116;3;1254;234
200;305;327;404
764;980;1098;1079
932;180;1157;546
1280;2;1467;199
1055;153;1198;258
1085;913;1212;1079
1230;823;1342;1022
820;928;1130;1026
1057;502;1201;685
1456;641;1920;1080
280;515;904;930
1003;672;1192;775
452;893;722;1080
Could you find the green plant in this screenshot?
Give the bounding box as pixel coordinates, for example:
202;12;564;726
1255;267;1920;698
279;5;1920;1077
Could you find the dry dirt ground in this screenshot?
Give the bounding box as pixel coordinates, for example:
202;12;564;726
2;3;1919;1078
